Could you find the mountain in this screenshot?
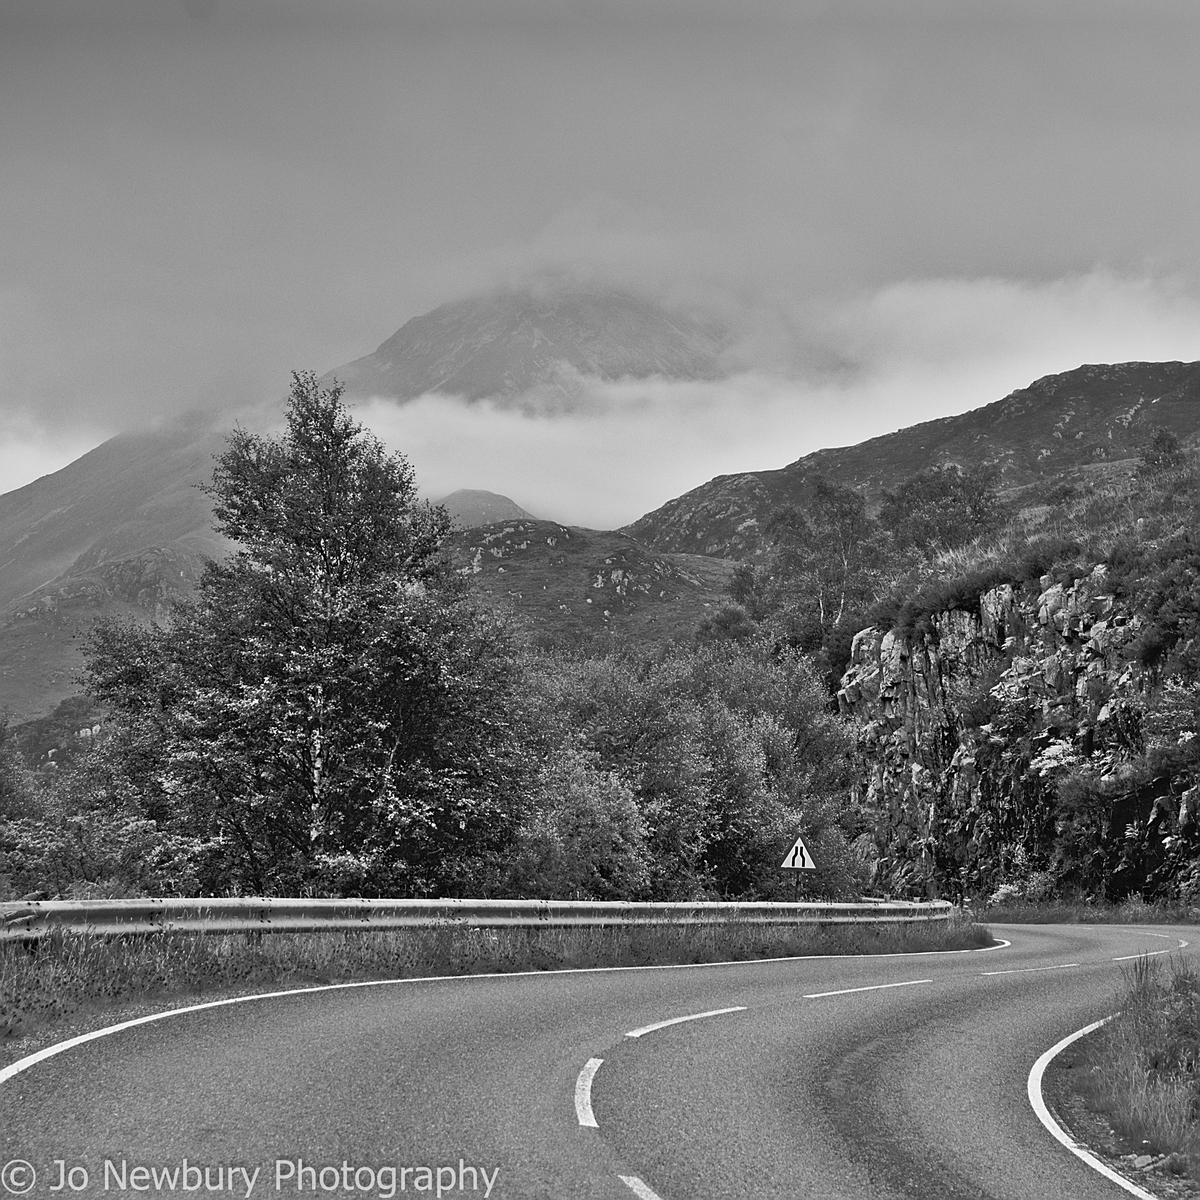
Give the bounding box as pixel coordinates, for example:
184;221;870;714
8;348;1200;724
322;286;729;403
625;360;1200;558
0;423;227;613
439;489;534;528
0;422;231;721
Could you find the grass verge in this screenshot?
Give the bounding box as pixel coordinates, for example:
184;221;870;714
1;913;989;1048
1057;956;1200;1186
975;897;1200;926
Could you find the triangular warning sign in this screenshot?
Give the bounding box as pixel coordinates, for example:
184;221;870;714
781;835;816;870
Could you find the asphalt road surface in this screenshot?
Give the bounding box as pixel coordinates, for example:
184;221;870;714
2;924;1193;1200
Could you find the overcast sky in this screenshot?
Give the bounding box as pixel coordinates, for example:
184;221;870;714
4;0;1200;525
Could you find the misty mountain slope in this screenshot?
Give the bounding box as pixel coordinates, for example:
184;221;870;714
626;360;1200;557
0;424;228;612
0;423;232;720
322;286;730;402
448;520;735;646
440;489;534;528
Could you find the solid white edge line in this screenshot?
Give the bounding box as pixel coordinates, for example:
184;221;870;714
1028;1016;1160;1200
982;963;1080;977
574;1057;603;1128
619;1175;665;1200
0;933;1006;1086
977;937;1012;951
626;1006;747;1039
803;978;932;999
1113;936;1191;961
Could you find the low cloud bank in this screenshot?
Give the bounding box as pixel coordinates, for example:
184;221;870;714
5;270;1200;514
359;271;1200;529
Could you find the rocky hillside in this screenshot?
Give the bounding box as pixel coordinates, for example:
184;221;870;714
448;519;735;647
322;286;729;403
837;543;1200;902
627;360;1200;557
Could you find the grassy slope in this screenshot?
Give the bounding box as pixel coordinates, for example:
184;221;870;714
448;518;737;646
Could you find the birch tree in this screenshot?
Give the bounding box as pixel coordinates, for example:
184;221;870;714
85;372;532;896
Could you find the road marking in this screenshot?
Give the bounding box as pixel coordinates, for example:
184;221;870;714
626;1006;747;1038
1028;1017;1159;1200
803;978;931;999
976;937;1012;951
0;941;996;1087
619;1175;665;1200
1113;935;1190;960
574;1058;603;1128
981;963;1079;976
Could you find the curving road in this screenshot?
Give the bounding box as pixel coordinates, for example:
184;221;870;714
1;924;1192;1200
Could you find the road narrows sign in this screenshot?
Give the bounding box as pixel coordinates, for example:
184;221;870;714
781;835;815;870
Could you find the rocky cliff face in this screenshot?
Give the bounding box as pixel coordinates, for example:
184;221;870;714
837;566;1199;900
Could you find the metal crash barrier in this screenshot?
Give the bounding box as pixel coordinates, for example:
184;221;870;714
0;897;954;940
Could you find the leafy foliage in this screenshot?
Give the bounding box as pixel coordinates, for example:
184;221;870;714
527;640;863;899
1139;427;1187;476
765;477;882;638
879;464;1004;555
504;746;651;900
81;373;535;897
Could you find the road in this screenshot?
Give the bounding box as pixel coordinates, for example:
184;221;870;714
0;924;1191;1200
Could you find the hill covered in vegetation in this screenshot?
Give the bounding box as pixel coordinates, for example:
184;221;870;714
717;420;1200;903
626;360;1200;557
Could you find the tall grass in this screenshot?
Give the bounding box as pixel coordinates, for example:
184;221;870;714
1;913;988;1047
977;897;1200;926
1076;956;1200;1177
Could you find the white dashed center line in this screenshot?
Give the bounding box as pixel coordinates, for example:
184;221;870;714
981;963;1079;976
803;978;932;999
619;1175;666;1200
625;1006;747;1039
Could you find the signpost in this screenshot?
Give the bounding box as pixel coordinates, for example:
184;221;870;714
781;833;815;902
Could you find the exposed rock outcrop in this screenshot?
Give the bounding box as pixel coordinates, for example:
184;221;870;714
837;566;1199;899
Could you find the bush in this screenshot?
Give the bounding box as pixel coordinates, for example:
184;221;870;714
505;746;651;900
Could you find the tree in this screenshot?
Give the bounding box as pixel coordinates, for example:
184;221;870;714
85;372;533;896
878;464;1003;556
0;719;36;821
1138;427;1186;476
763;476;883;654
527;640;862;899
504;745;651;900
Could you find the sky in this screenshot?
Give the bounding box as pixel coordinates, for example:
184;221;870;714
3;0;1200;526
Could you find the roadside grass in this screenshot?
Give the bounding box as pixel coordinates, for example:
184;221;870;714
0;912;989;1045
1070;956;1200;1180
975;896;1200;926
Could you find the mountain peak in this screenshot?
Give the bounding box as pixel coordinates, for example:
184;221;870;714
438;489;534;528
322;285;729;403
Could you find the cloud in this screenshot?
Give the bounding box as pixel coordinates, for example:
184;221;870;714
406;195;744;322
356;270;1200;529
0;417;104;493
